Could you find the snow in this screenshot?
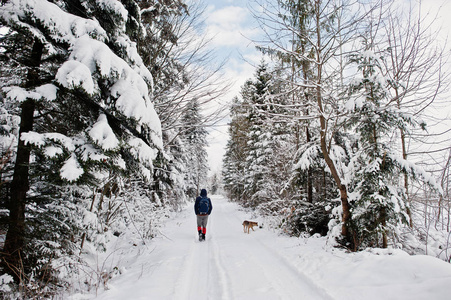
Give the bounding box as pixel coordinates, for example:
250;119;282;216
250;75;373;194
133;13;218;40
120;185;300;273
0;0;108;44
97;0;128;28
389;152;443;194
71;196;451;300
44;145;63;157
89;114;119;150
114;156;126;169
21;131;45;147
112;79;158;126
56;60;95;94
60;154;84;182
34;84;58;101
4;84;58;102
61;35;161;139
128;137;158;164
79;143;108;162
2;0;164;171
344;98;355;111
0;274;13;292
293;145;320;170
21;131;77;152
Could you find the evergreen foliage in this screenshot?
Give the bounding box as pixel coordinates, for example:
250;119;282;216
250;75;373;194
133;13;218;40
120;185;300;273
222;96;249;201
341;45;428;249
181;98;209;197
224;0;444;252
0;0;212;296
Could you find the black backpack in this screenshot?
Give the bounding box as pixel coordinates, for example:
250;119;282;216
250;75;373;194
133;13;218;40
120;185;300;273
198;197;210;214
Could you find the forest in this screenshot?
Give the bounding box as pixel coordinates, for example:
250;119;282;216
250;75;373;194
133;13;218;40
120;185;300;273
0;0;450;298
223;0;450;251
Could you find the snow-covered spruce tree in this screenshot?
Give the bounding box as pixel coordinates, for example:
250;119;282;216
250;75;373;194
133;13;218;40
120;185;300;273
223;61;296;216
133;0;190;212
246;0;338;236
276;0;318;204
0;0;162;291
340;38;440;249
342;45;411;249
180;98;209;197
241;61;278;206
208;171;221;195
223;96;250;202
139;0;187;96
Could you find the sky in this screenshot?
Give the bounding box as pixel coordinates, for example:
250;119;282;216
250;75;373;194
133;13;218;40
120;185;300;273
202;0;263;175
202;0;451;175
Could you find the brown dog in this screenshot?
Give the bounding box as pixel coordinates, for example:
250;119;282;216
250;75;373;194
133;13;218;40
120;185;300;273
242;220;258;234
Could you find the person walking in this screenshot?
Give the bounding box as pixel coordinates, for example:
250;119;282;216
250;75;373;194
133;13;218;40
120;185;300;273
194;189;212;241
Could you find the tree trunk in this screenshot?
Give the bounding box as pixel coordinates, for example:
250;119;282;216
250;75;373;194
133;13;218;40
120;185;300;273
306;127;313;203
400;126;413;228
2;39;43;281
316;77;353;247
314;3;352;246
381;207;388;248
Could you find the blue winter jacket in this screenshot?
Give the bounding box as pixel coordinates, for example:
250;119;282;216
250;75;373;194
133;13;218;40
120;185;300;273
194;189;212;215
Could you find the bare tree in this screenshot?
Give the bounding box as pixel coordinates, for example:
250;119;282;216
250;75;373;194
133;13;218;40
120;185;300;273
251;0;380;246
380;1;451;226
437;149;451;231
144;1;232;140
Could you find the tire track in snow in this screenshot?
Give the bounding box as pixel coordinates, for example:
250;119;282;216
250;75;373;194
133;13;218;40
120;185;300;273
172;240;198;299
172;205;232;300
209;238;233;300
254;234;335;300
208;204;233;300
245;233;334;300
211;197;334;300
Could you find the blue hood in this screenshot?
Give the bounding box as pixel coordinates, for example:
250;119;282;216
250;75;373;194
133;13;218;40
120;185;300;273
200;189;207;197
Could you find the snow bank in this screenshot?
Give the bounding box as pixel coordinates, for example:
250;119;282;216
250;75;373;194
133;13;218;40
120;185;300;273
260;231;451;300
292;242;451;299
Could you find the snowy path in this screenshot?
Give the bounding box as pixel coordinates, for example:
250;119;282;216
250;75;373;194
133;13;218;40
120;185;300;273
86;195;451;300
94;195;333;300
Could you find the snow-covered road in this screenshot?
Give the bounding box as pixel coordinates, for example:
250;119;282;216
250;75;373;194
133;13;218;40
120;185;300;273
86;195;451;300
93;195;333;299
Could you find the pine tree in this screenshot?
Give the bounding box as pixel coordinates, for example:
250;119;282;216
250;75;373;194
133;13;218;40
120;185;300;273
252;0;376;246
141;0;227;206
0;0;162;284
242;62;274;205
223;97;250;201
223;61;297;212
181;99;209;197
342;41;428;249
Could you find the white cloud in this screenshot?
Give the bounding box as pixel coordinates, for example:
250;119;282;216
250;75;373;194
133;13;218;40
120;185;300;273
204;6;260;48
206;6;247;27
